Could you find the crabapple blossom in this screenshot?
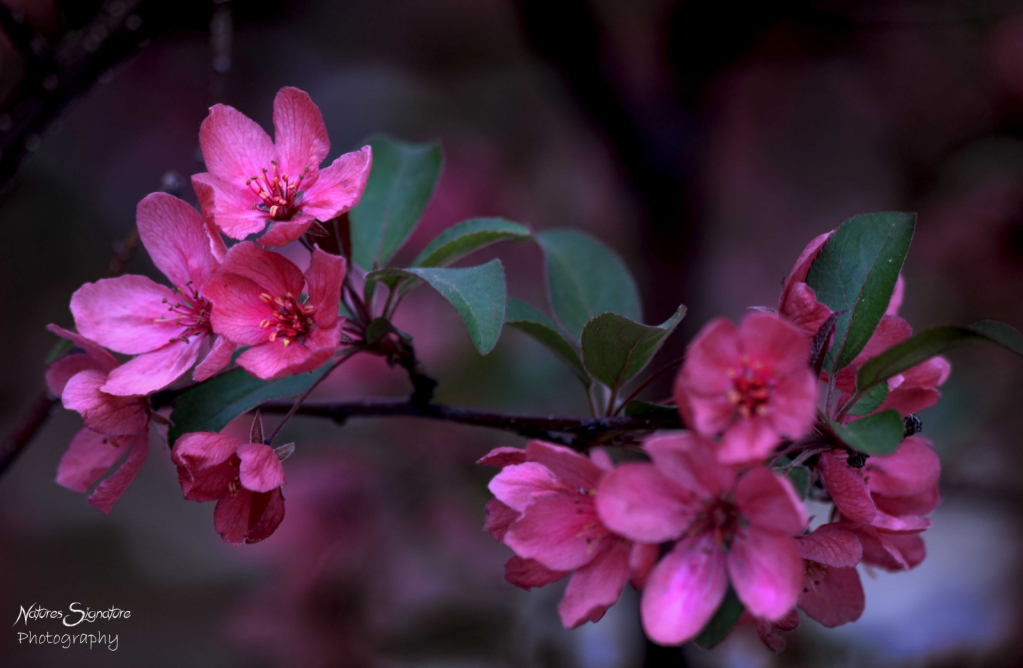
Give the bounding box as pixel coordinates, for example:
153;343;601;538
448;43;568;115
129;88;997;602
479;441;658;629
673;312;817;464
596;433;807;645
201;242;346;380
193;86;372;246
172;431;287;544
46;325;150;513
68;193;235;396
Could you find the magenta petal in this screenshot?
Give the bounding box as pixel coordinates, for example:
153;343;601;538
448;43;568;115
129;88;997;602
525;440;604;491
203;273;276;347
256;216;316;247
102;337;204;396
484;498;519;542
504;493;609;571
874;484;940;517
172;432;242;501
767;369;818;439
719;415;779;465
71;276;184;354
780;231;833;302
865;436;940;498
488;462;563;513
219;241;306;298
244;489;286;543
640;533;729;646
872;510;931;533
237;442;286;492
595;464;694;544
214;489;253;544
477;446;527;468
300;146;374;221
236;340;317;381
779;282;833;342
272;87;330;177
629;542;660;590
643;432;735;497
727;527;802;621
46;324;118;373
818;450;876;524
735;467;808;536
62;370;149;436
47;354;107;398
199;103;275;185
885;532;926;569
558;539;631;628
56;428;124;492
504;556;568;590
796;524;862;567
191;171;267;241
739;312;809;376
798;566;865;628
88;430;149;514
136;192;219;289
193;335;236;381
305;247;345;328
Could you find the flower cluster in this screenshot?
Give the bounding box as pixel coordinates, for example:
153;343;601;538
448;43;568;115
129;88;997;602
480;233;949;648
45;87;371;542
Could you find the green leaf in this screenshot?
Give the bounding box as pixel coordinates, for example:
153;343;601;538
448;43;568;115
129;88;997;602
805;213;915;371
695;587;744;649
505;298;589;386
368;260;507;355
786;466;810;499
622;400;678;419
856;320;1023;395
364;317;396;345
535;229;641;340
847;383;888;416
349;135;442;270
580;306;686;392
413;218;530;268
167;364;333;446
828;410;904;455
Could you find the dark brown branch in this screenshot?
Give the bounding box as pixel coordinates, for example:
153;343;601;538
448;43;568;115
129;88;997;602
257;398;683;450
0;393;57;477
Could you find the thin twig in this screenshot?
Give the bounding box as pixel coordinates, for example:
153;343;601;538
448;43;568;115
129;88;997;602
263;348;363;444
0;393;57;477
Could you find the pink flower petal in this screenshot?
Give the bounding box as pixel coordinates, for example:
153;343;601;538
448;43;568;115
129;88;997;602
218;241;306;298
56;428;125;493
866;436;940;498
727;526;802;621
504;556;568;589
674;319;741;436
47;354;107;398
199;103;275;186
88;429;149;514
525;440;604;492
595;463;695;543
719;416;780;465
305;246;345;329
629;542;660;590
874;484;941;517
101;337;204;396
884;532;926;568
484;498;519;541
735;467;808;536
798;566;864;628
643;432;735;497
887;274;905;315
640;533;729;646
193;335;236;381
237;442;286;492
780;231;833;304
71;276;184;354
504;492;610;571
871;510;931;533
235;339;318;380
488;461;563;513
203;273;276;347
779;282;833;342
172;432;242;502
136;192;220;289
796;524;862;567
767;369;818;439
559;538;631;628
62;370;149;436
834;315;913;391
877;387;941;416
272;87;330;178
739;312;809;376
214;489;251;544
191;171;268;241
477;446;527;468
300;146;373;221
255;215;316;247
46;324;118;373
244;488;286;543
818;450;876;524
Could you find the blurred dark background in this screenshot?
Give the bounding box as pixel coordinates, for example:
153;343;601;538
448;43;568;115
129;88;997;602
2;0;1023;666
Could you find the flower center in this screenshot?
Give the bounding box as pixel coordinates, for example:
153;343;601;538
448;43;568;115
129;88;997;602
689;498;742;547
227;454;242;497
259;291;315;347
803;561;828;594
246;160;309;221
726;357;776;419
154;282;212;343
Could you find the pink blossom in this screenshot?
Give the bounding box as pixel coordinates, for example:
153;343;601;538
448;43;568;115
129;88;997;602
193;87;372;247
68;193;235;396
46;325;150;514
596;433;807;645
673;313;818;464
479;441;657;629
202;242;345;380
172;431;287;544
